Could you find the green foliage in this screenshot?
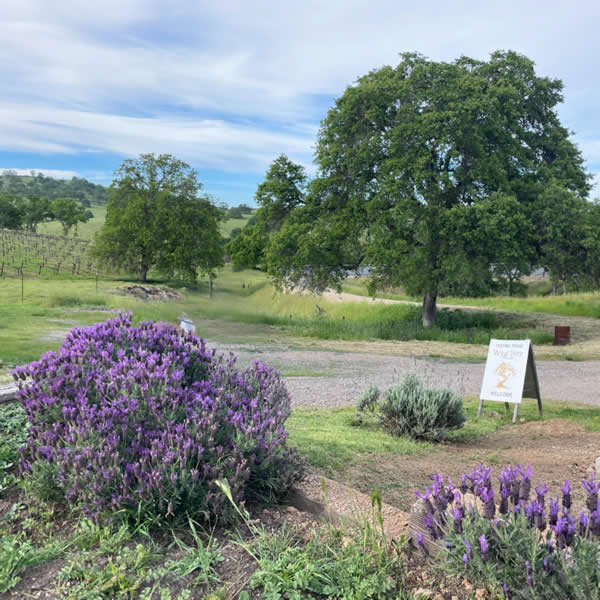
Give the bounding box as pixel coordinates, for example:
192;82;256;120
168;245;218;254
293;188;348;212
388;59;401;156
57;543;159;599
355;385;380;420
249;520;407;599
378;375;465;441
92;153;224;282
227;154;306;270
0;192;25;228
0;532;68;593
23;195;53;232
0;404;29;493
166;519;223;587
265;51;590;325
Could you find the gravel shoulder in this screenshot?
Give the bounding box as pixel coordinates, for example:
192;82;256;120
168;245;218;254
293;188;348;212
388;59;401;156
219;342;600;408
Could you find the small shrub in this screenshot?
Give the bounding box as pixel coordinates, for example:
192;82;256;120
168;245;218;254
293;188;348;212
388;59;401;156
416;465;600;600
13;313;303;524
378;374;465;441
355;385;380;422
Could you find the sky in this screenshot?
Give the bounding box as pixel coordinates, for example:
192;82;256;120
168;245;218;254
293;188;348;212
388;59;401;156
1;1;599;205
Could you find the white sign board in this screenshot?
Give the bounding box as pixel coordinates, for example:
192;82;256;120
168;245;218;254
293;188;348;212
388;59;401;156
480;339;532;404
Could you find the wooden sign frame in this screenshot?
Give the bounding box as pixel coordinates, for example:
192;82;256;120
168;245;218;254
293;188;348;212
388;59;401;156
477;339;542;424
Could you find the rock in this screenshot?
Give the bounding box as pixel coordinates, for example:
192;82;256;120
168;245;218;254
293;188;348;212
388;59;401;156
487;410;501;418
519;418;526;424
595;456;600;476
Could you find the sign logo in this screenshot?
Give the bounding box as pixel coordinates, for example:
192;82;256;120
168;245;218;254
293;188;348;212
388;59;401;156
495;362;516;389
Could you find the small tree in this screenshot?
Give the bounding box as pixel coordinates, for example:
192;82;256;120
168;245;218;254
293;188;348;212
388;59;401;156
23;196;52;232
93;153;224;282
50;197;90;236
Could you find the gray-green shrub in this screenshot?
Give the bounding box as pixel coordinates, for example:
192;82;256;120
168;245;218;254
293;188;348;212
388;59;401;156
356;385;380;419
378;374;465;441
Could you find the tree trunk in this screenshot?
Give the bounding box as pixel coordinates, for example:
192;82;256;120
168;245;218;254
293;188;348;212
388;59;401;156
422;291;437;328
140;263;148;282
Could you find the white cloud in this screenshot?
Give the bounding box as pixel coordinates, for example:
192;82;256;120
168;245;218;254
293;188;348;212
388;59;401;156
0;103;314;173
1;0;600;176
0;168;80;179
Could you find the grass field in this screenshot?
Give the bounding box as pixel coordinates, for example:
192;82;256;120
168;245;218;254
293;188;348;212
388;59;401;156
36;205;254;241
37;204;107;240
0;264;561;369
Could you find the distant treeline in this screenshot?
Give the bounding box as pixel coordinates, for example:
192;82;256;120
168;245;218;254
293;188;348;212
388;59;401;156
0;171;109;206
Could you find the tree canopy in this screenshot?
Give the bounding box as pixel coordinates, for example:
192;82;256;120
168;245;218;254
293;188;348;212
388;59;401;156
264;51;591;325
50;197;91;236
93;154;224;282
226;154;307;270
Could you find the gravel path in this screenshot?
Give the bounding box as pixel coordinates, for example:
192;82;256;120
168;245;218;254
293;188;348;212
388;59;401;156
217;342;600;408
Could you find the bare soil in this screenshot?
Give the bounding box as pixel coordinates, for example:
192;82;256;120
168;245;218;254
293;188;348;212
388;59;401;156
343;418;598;513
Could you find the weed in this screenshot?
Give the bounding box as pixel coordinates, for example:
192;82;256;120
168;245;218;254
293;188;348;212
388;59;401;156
0;403;29;493
0;532;69;593
166;518;223;587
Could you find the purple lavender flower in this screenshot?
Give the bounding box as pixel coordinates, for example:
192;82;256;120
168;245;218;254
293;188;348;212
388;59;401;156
549;497;560;526
535;481;548;507
562;480;572;511
450;506;464;533
579;511;589;537
481;487;496;520
479;535;489;561
582;474;600;512
417;531;429;557
14;313;299;524
503;583;512;599
525;560;533;587
517;464;532;501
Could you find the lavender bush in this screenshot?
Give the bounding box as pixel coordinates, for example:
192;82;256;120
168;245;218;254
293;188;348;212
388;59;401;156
13;313;302;523
415;465;600;599
379;374;465;441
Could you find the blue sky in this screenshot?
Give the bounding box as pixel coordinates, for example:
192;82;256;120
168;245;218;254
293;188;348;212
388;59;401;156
1;1;599;205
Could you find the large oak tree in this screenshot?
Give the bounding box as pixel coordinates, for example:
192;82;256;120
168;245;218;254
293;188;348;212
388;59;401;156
266;51;590;326
93;154;224;282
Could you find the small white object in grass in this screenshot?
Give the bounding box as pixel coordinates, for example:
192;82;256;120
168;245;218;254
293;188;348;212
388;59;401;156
178;313;196;334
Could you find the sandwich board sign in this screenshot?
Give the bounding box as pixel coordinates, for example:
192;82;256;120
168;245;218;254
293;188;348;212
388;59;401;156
478;339;542;423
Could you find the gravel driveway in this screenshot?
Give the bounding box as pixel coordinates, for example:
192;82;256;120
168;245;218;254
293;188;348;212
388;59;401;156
217;342;600;408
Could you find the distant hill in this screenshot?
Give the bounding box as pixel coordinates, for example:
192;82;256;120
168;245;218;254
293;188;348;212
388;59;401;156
0;171;109;206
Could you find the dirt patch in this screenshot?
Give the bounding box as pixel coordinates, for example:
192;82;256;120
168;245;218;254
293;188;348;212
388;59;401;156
343;419;598;512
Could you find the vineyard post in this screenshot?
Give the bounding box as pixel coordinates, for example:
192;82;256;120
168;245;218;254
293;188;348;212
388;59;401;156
21;266;24;303
96;270;98;294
